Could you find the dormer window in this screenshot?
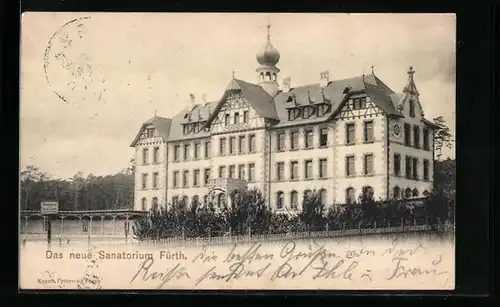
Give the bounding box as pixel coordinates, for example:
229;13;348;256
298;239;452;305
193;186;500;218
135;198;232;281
409;100;416;118
146;128;155;138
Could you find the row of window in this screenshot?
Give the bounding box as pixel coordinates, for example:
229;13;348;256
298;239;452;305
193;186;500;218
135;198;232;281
220;134;257;155
345;120;375;145
275;189;327;209
403;123;431;150
276;159;329;180
223;110;250;126
141;147;161;165
393;154;431;181
140;172;160;189
173;141;211;162
172;163;257;188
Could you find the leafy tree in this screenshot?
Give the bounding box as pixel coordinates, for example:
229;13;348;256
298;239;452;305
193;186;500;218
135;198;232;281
299;190;326;231
432;116;454;162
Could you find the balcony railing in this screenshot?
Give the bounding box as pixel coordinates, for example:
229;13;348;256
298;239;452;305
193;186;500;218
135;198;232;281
208;178;247;191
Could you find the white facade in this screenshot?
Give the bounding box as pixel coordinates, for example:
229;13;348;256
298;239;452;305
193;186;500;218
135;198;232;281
130;29;435;212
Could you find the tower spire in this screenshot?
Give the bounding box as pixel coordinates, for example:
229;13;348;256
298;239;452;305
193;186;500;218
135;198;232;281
266;14;271;41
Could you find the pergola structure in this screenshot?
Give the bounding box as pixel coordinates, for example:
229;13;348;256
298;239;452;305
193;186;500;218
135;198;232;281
20;209;148;237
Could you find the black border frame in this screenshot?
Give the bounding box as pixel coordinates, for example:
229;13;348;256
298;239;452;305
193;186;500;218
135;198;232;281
2;0;496;304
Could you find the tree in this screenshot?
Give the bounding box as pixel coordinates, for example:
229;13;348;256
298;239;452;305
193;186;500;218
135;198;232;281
299;190;326;231
432;116;454;161
20;165;50;210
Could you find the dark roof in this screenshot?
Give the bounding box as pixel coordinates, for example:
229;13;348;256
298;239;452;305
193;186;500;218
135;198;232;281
205;78;279;125
129;116;171;147
133;73;434;143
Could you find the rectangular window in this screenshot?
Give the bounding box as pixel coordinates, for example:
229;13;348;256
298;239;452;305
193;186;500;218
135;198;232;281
423;128;430;151
394;153;401;176
290;161;299;180
229;165;236;179
142;148;149;165
320;128;328;147
183;144;190;160
412;158;418;180
234;112;240;124
172;196;179;206
204;168;211;186
153;147;160;163
239;136;246;153
364;154;374;175
290;131;299;150
174;145;180;162
423;159;430;181
319;159;327;178
404;123;411;146
238;164;245;180
305;160;313;179
243;111;249;123
248;164;255;182
219;166;226;178
219;138;226;155
276;162;284;180
152;172;159;189
413;126;420;148
346;123;355;144
173;171;179;188
204;141;211;158
142;173;148;189
364;121;374;142
249;134;256;152
409;100;416;118
229;137;236;154
193;169;200;186
353;97;367;110
405;156;412;179
305;129;314;148
277;132;285;151
224;113;230;126
194;143;201;159
346;156;355;177
182;170;189;187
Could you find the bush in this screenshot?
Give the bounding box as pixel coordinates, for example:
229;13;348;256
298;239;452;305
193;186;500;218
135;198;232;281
132;188;454;241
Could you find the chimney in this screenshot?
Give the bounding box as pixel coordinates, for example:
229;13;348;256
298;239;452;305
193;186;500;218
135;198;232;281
320;70;330;87
282;77;291;92
189;93;195;106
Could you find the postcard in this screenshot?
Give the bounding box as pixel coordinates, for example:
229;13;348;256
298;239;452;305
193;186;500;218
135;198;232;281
19;12;456;290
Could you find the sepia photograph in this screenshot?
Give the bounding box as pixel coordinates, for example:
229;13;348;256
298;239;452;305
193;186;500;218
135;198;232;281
19;12;456;290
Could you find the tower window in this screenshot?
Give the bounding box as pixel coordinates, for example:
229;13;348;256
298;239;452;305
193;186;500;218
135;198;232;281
409;100;416;118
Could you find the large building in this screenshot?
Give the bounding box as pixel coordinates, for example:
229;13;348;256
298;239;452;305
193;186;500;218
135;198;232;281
130;24;436;212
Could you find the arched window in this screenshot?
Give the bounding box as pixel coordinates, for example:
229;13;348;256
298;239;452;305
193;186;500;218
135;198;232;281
346;187;356;204
203;194;208;204
152;197;158;209
423;190;430;197
319;189;327;205
290;190;298;209
265;72;271;81
405;188;412;198
393;186;401;199
182;195;189;206
260;72;264;81
412;189;419;197
276;191;284;209
273;73;277;81
141;197;147;211
192;195;199;205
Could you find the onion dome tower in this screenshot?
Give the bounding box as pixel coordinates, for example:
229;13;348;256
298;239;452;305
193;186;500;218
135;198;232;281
256;23;281;97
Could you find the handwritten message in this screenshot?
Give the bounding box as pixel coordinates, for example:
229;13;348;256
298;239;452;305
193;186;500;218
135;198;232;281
20;236;455;290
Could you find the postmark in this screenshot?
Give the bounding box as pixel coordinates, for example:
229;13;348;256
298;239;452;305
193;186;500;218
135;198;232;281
43;16;106;105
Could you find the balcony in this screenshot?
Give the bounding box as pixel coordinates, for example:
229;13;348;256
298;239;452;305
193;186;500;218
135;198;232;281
208;178;247;192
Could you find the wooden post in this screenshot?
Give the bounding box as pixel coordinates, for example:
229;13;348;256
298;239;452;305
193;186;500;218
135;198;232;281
47;215;52;246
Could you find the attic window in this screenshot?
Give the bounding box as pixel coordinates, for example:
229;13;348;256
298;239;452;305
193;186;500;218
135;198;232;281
286;94;295;103
343;86;351;94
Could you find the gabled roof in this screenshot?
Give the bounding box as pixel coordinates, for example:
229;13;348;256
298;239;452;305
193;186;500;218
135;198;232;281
130;116;172;147
205;78;279;125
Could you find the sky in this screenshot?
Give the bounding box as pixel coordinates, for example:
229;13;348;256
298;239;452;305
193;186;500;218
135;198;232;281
20;13;456;179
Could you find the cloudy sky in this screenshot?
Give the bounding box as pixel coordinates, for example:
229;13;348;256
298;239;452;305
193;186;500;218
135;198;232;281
20;13;456;179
